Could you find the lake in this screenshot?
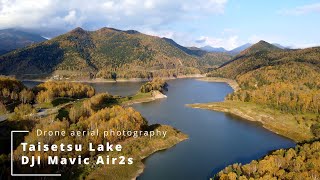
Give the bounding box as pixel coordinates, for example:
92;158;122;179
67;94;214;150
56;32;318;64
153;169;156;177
22;78;295;179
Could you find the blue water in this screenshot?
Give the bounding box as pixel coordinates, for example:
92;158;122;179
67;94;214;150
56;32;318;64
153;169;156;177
132;79;295;180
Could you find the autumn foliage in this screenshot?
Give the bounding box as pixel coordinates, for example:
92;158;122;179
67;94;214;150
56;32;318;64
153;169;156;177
140;78;168;93
215;141;320;180
34;81;95;103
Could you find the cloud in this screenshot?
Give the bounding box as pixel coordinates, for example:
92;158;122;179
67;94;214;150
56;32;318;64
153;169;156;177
0;0;228;36
195;35;239;50
279;3;320;15
138;28;239;50
141;28;175;39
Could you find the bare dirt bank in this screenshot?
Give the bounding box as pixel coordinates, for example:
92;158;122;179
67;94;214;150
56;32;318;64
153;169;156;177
196;77;240;91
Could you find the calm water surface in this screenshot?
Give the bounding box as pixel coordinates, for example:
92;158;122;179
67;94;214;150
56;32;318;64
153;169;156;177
23;79;295;180
22;80;144;96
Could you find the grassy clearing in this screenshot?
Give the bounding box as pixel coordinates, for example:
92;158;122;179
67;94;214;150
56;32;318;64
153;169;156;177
120;92;156;106
188;101;314;142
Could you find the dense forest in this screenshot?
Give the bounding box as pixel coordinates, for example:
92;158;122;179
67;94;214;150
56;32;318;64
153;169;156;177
0;27;231;80
34;81;95;103
214;141;320;180
0;77;95;115
0;76;32;114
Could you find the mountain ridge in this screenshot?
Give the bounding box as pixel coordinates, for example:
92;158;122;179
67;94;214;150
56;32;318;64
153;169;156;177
208;40;320;78
200;45;227;53
0;27;231;79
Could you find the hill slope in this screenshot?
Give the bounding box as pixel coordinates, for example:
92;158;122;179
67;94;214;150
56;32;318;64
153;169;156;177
210;41;286;78
0;27;231;79
0;29;46;55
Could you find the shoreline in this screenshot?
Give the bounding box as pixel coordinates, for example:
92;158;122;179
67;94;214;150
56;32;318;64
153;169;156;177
19;74;205;83
196;77;239;91
188;76;312;142
187;101;313;142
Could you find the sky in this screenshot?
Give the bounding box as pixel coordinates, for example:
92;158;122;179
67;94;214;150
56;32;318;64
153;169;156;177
0;0;319;50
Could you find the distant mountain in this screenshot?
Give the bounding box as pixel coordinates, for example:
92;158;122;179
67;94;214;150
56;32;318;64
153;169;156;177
272;43;291;49
0;28;46;55
163;38;232;67
228;43;252;56
200;45;227;53
227;42;290;56
0;27;231;79
238;40;281;56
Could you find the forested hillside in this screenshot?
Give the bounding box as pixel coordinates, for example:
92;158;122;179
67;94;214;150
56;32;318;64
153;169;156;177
207;41;320;137
209;42;320;113
0;27;230;80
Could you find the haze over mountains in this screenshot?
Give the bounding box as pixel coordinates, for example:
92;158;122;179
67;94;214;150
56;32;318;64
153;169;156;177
199;42;290;56
0;29;46;55
200;46;227;53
